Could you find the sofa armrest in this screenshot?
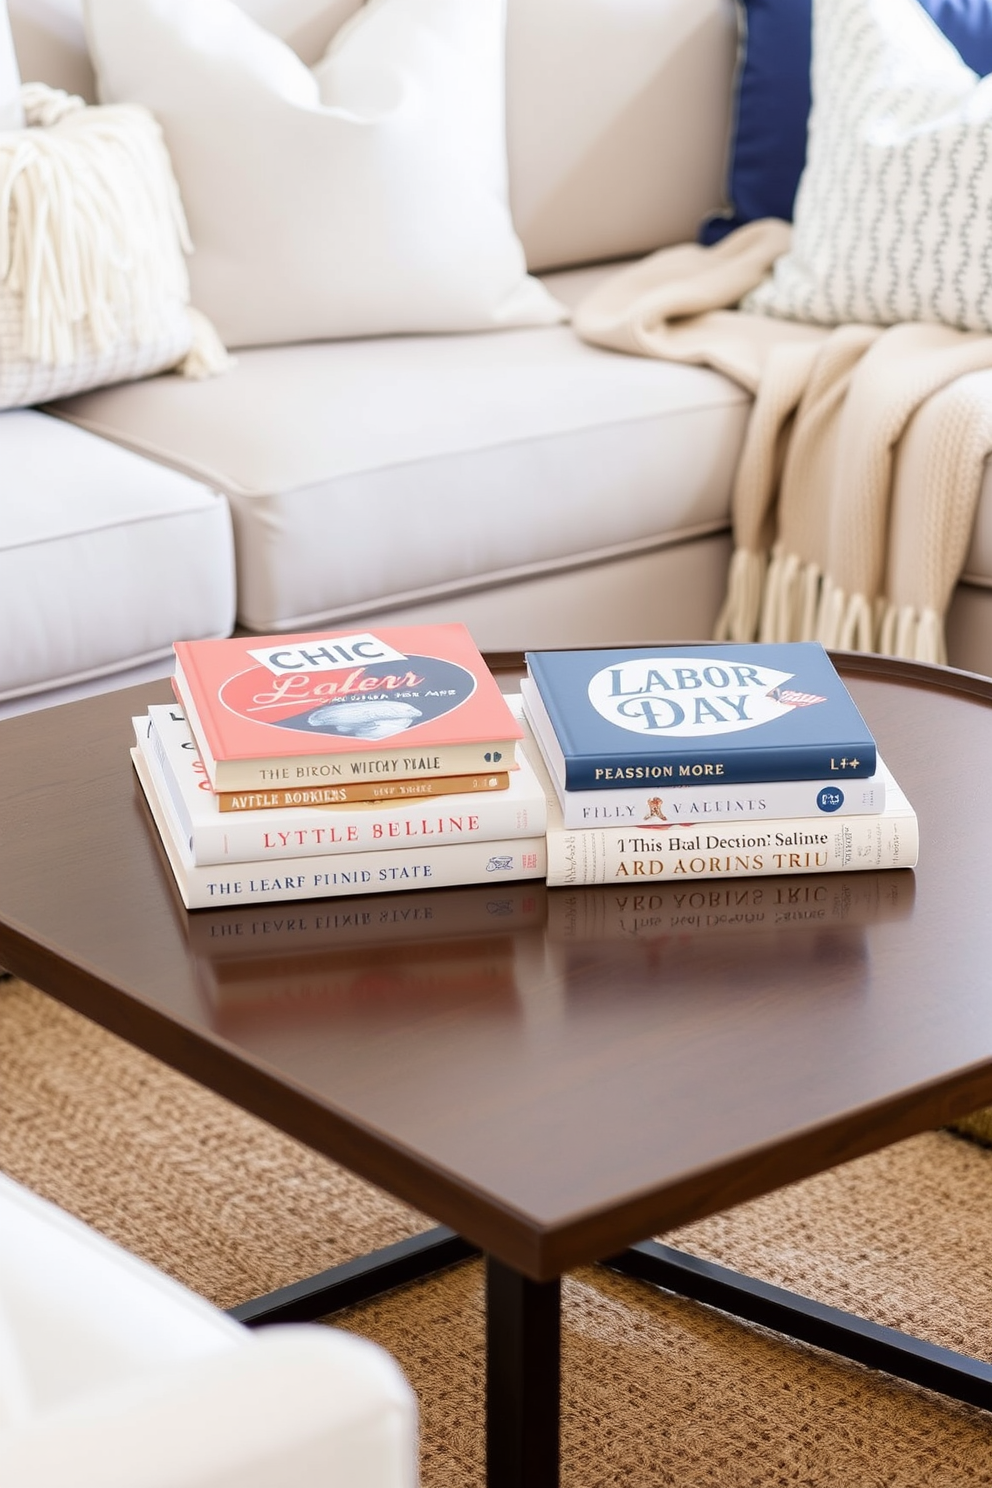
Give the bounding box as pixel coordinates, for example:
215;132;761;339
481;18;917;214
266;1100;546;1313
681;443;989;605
0;1325;418;1488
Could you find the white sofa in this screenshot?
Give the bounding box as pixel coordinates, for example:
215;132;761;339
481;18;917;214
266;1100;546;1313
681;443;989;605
0;1169;417;1487
5;0;992;718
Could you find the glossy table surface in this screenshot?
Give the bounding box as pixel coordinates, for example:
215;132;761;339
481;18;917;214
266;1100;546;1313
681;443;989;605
1;652;991;1279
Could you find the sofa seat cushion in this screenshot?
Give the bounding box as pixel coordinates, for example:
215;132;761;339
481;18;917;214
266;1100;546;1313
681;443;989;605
51;267;750;635
0;411;235;703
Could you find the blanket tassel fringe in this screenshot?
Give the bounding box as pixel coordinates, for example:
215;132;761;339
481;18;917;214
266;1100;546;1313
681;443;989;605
716;546;946;665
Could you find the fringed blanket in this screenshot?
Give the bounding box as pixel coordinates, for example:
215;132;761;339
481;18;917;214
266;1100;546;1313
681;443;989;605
573;220;992;664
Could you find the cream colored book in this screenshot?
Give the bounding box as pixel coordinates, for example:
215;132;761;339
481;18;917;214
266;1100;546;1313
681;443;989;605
132;746;546;910
522;720;918;888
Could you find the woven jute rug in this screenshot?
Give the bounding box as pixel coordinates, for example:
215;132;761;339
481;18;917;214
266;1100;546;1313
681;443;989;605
3;976;992;1485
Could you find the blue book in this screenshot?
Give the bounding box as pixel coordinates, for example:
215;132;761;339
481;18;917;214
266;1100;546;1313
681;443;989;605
524;642;876;790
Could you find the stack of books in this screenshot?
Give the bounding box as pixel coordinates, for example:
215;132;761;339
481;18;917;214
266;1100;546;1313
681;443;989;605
519;641;919;886
131;623;548;908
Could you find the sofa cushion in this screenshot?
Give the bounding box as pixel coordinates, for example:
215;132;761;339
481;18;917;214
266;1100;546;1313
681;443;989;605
85;0;564;348
742;0;992;333
51;266;750;636
0;410;235;703
10;0;737;274
701;0;992;245
505;0;737;271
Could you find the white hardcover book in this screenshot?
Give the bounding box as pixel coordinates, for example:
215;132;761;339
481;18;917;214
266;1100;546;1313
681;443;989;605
520;718;918;887
132;746;547;910
519;677;886;826
136;705;545;867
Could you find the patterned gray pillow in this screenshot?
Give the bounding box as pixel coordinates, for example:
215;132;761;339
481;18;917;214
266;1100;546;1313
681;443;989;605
742;0;992;333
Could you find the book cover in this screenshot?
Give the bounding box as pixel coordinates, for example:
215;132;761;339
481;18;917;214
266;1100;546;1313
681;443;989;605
521;717;917;886
132;747;547;910
173;623;522;792
520;677;885;825
525;642;877;789
136;704;545;867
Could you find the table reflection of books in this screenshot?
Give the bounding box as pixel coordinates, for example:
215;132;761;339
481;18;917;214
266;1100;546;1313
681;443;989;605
547;870;915;941
185;882;547;1027
546;870;916;1011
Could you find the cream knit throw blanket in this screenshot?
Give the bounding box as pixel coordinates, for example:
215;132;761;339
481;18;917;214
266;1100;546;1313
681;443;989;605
573;219;992;664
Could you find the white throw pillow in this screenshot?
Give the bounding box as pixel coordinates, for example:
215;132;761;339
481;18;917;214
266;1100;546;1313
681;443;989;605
743;0;992;333
83;0;565;349
0;0;21;129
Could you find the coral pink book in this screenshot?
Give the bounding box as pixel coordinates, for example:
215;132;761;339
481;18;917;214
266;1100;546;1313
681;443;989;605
172;623;522;793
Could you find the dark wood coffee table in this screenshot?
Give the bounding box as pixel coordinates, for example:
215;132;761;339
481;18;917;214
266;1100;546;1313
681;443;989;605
3;650;992;1485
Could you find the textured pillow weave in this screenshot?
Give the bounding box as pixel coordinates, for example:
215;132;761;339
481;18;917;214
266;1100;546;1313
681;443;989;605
742;0;992;332
0;85;228;410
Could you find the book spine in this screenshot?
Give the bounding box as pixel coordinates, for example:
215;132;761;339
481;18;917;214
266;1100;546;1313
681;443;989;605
558;775;884;825
545;811;917;886
216;773;510;811
198;796;543;865
183;838;548;909
561;744;876;791
143;711;544;865
134;744;547;909
214;740;517;793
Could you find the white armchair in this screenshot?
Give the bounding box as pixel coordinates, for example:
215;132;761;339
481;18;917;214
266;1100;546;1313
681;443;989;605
0;1171;418;1487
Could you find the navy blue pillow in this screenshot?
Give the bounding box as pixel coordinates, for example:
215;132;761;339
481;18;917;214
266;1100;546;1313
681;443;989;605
700;0;992;246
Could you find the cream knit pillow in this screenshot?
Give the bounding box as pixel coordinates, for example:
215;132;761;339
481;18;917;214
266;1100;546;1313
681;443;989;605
743;0;992;333
0;85;230;409
84;0;566;350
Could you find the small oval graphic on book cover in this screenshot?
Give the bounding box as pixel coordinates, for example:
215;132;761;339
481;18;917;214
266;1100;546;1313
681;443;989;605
219;653;477;739
587;657;826;738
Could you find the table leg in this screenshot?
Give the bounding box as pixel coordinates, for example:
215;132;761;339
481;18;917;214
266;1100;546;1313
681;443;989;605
486;1255;561;1488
